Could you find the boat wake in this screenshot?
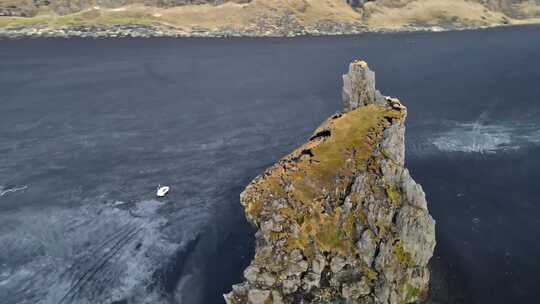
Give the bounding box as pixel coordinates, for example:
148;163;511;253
432;122;517;153
432;121;540;153
0;185;28;197
407;119;540;157
0;200;191;304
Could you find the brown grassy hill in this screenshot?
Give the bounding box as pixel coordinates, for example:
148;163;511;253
0;0;539;36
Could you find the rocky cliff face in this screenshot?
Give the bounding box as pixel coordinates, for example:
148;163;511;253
225;60;436;304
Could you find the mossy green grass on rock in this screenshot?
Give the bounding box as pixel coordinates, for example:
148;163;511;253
243;103;405;259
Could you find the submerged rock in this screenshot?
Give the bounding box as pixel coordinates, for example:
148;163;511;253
225;60;436;304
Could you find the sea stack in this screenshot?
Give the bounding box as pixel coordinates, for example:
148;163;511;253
225;60;436;304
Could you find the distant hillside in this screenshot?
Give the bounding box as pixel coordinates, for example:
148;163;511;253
0;0;251;16
0;0;539;37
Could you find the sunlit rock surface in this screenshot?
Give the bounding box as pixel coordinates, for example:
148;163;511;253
225;60;436;304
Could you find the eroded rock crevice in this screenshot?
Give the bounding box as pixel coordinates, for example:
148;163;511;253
225;60;436;304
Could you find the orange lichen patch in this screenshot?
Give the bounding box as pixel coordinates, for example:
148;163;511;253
344;211;357;240
393;240;413;267
386;186;402;207
351;60;369;69
242;103;405;258
287;205;354;258
364;266;379;282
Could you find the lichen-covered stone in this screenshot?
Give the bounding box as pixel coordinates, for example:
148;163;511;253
342;60;378;111
342;277;371;299
225;60;436;304
357;229;377;266
247;289;271;304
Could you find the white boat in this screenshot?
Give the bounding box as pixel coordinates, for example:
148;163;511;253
156;185;170;197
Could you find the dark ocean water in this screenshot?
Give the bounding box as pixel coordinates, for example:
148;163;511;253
0;25;539;304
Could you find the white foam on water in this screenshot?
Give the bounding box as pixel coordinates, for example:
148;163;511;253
433;123;516;153
520;128;540;144
0;199;189;304
0;185;28;197
431;121;540;153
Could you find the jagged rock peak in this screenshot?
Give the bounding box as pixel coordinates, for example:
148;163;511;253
225;60;436;304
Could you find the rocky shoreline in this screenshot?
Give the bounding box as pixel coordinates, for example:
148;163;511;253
1;0;538;39
0;22;518;39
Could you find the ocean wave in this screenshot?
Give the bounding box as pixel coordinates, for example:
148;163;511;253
0;185;28;197
0;200;184;304
431;121;540;153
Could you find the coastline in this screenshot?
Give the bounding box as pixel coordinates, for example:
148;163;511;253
1;21;539;39
2;27;540;304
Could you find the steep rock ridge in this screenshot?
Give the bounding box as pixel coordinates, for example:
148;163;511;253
225;61;436;304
